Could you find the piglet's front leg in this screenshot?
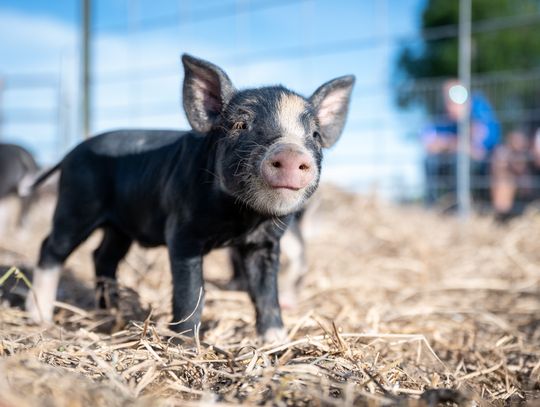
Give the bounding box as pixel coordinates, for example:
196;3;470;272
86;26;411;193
234;242;286;343
167;235;205;337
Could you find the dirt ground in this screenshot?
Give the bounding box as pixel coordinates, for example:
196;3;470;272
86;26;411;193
0;185;539;406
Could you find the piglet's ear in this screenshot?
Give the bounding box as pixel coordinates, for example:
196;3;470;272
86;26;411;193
310;75;355;148
182;54;235;133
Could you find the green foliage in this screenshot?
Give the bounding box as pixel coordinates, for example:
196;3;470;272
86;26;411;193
395;0;540;115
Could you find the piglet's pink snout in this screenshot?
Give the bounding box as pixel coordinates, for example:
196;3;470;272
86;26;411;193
261;145;315;190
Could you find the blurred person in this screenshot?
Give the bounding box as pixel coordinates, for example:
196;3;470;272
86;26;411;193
491;128;540;221
422;80;501;207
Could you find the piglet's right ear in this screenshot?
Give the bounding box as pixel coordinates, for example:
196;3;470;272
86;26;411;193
182;54;235;133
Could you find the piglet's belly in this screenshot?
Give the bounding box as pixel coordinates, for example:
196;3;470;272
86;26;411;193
107;212;167;248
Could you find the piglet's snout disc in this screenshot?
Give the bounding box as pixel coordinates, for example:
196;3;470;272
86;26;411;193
261;144;315;190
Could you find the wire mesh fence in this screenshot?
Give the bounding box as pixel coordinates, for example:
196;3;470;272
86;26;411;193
1;0;540;217
0;72;70;164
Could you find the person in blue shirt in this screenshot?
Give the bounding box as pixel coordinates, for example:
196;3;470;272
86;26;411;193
422;80;501;207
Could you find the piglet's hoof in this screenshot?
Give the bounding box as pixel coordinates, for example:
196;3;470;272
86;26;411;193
279;291;298;310
25;293;54;324
25;266;61;325
262;327;288;344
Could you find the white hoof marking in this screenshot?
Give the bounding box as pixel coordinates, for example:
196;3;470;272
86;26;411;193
262;327;288;344
25;266;61;323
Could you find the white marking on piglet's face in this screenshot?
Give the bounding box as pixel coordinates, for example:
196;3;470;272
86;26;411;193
277;93;308;146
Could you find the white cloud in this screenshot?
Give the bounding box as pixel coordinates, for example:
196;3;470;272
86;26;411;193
0;9;76;72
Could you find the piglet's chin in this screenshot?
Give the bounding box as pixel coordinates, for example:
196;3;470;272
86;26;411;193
248;186;307;216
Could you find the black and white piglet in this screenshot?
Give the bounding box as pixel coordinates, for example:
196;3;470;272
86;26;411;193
26;54;354;342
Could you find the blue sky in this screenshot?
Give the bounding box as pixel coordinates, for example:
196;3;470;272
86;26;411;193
0;0;426;198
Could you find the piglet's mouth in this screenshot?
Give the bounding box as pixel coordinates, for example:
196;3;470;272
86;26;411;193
269;184;302;191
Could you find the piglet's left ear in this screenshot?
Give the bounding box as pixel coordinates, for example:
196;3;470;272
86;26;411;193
310;75;355;148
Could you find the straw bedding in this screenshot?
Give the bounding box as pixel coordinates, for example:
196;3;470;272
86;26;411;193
0;185;539;406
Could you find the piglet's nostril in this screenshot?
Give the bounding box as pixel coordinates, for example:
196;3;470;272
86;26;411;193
299;163;310;171
272;161;282;168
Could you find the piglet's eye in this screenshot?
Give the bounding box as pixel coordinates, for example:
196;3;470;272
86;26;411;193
232;121;247;131
313;131;321;140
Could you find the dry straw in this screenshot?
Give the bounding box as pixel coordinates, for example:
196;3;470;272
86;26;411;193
0;185;539;406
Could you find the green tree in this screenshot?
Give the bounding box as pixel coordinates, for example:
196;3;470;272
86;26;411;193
396;0;540;121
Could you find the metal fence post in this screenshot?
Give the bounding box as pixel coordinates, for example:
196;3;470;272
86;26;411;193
457;0;472;218
81;0;92;139
0;77;3;141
